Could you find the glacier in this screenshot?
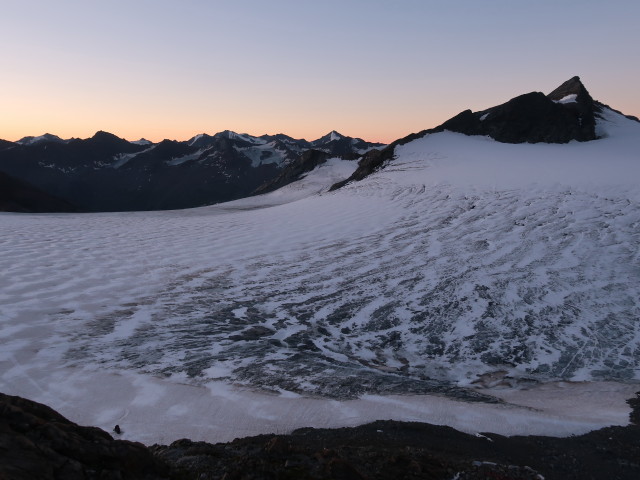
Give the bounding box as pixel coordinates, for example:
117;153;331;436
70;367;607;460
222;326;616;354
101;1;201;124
1;107;639;444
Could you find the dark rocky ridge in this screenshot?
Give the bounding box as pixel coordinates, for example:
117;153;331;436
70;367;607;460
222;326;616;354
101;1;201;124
2;391;639;479
331;76;615;191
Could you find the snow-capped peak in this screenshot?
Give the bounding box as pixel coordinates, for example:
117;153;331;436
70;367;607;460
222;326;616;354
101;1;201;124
217;130;265;145
329;130;343;141
311;131;346;146
16;133;65;146
130;138;153;146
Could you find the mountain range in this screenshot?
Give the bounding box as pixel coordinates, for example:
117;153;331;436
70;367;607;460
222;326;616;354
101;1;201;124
3;76;637;214
0;130;383;212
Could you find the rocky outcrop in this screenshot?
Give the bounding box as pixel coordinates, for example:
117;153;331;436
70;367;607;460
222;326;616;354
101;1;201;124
153;402;640;480
331;76;604;190
437;76;598;143
475;76;597;143
2;391;639;479
0;392;168;480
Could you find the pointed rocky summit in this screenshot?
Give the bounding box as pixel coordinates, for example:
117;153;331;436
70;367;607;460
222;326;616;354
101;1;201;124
434;75;599;144
547;75;592;102
454;75;598;143
331;76;602;190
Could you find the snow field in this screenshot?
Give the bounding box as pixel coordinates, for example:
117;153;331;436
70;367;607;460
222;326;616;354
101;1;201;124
1;108;639;443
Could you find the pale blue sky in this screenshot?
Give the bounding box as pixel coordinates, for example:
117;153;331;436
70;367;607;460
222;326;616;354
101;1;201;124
1;0;638;142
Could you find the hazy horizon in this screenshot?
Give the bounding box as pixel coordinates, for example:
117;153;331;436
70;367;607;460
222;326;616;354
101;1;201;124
2;0;639;144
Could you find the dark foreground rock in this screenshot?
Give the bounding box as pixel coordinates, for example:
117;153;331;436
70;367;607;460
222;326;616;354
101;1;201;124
0;392;168;479
2;391;639;479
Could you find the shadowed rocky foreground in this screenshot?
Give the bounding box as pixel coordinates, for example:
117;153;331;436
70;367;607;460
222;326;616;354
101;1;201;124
1;391;639;480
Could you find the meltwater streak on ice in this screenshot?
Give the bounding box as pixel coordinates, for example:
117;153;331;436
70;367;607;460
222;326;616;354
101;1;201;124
1;109;639;442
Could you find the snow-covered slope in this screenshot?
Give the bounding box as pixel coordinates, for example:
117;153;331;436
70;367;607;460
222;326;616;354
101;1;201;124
1;108;639;444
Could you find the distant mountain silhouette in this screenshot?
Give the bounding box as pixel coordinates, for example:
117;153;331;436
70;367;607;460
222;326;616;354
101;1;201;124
0;130;382;212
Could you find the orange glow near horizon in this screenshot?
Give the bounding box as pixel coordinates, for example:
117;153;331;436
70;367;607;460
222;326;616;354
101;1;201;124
1;2;639;146
0;81;458;144
3;82;639;146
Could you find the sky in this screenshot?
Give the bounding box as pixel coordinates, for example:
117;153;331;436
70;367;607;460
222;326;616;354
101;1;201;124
1;0;639;144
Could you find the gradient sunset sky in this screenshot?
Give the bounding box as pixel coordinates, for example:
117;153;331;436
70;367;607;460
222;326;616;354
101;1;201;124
2;0;639;144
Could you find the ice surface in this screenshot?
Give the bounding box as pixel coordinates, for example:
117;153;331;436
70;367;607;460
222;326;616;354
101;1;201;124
1;108;639;445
